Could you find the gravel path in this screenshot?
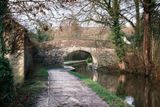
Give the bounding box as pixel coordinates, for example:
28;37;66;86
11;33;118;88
35;68;109;107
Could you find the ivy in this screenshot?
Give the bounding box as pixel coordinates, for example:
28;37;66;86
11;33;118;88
0;1;15;106
129;33;143;49
111;22;126;62
0;0;8;58
35;30;50;42
0;58;15;106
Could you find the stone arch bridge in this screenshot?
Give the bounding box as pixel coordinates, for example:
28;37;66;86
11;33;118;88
38;40;117;67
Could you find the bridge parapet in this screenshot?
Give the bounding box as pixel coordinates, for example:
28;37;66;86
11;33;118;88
41;39;113;48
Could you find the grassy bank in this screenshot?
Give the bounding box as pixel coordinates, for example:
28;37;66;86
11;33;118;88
13;67;48;107
70;71;131;107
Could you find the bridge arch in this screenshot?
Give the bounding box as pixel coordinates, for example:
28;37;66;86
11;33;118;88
63;47;98;65
64;50;92;61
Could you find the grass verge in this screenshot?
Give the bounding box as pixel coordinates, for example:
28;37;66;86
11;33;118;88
13;67;48;107
69;71;132;107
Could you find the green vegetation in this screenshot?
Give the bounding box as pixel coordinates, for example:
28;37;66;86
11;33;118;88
13;67;48;107
111;28;126;61
0;0;8;58
70;71;131;107
86;58;92;63
0;58;15;107
31;30;52;43
33;67;48;80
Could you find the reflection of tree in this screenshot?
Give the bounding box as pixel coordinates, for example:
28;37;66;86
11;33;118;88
144;78;150;107
97;71;119;92
150;81;160;107
116;75;126;98
116;74;154;107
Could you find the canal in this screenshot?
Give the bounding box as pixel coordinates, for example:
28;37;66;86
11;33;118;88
72;62;160;107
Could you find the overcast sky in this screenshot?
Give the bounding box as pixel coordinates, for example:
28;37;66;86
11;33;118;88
9;0;141;32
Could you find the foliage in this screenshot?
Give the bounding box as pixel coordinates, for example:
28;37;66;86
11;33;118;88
128;34;143;49
32;30;50;43
70;71;132;107
86;58;92;63
151;10;160;39
111;25;126;62
0;58;15;106
150;9;160;77
33;67;48;80
0;0;8;58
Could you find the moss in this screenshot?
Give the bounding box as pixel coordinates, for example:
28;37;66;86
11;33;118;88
34;68;48;80
70;71;132;107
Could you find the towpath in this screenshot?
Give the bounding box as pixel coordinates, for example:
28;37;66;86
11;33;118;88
35;68;109;107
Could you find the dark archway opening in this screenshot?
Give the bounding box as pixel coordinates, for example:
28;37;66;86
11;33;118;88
64;50;98;82
64;50;93;62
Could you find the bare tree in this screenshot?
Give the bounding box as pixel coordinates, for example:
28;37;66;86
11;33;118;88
1;0;160;75
142;0;155;75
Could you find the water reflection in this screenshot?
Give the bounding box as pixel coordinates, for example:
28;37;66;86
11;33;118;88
124;96;134;106
73;63;160;107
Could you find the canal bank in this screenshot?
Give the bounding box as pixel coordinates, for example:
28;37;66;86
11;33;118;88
69;71;131;107
72;62;160;107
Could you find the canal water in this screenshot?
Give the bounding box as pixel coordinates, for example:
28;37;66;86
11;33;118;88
73;63;160;107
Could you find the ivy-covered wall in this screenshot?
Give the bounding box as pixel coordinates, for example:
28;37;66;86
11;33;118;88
3;17;33;86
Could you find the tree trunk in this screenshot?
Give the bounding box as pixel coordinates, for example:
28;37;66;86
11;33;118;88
143;0;152;75
112;0;125;62
144;78;150;107
135;0;141;36
134;0;142;47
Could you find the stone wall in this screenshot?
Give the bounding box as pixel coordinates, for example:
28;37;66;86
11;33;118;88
42;39;113;48
38;43;118;68
24;35;34;79
96;49;118;67
34;45;64;68
40;39;118;68
4;16;33;86
8;51;24;86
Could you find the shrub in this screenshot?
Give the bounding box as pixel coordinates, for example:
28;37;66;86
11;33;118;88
86;58;92;63
0;58;15;106
31;30;53;43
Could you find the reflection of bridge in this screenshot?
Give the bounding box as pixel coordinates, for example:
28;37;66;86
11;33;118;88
40;40;117;67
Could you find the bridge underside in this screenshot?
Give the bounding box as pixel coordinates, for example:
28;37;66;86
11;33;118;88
64;50;93;62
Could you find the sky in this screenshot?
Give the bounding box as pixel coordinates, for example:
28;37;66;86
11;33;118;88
10;0;139;32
